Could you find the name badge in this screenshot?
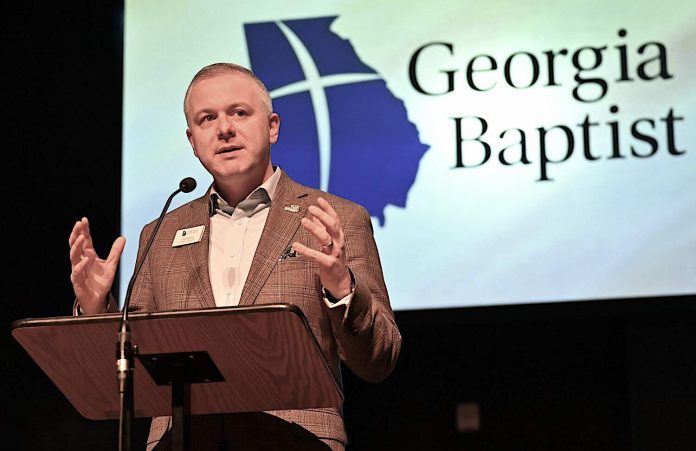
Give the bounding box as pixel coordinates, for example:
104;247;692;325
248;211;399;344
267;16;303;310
172;225;205;247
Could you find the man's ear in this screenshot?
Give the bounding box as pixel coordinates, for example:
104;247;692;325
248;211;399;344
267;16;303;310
186;128;197;157
269;113;280;144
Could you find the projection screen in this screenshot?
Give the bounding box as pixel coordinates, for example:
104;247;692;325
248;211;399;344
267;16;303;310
121;0;696;310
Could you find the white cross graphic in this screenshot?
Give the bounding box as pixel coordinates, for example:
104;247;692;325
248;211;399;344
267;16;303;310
269;21;380;191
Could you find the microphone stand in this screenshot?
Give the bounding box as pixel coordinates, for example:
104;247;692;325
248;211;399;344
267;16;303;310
117;177;196;451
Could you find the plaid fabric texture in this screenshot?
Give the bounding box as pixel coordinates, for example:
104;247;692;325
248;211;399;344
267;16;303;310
129;172;401;449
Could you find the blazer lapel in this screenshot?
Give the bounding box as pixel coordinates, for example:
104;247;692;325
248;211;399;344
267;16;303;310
184;193;216;309
238;172;308;306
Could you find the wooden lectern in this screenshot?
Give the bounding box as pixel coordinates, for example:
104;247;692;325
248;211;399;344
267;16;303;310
11;303;343;450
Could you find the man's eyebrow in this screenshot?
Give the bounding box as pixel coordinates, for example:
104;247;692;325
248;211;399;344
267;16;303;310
192;107;213;116
190;105;216;117
229;101;254;110
193;102;254;116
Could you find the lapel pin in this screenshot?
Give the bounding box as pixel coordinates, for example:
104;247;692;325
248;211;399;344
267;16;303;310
284;204;301;213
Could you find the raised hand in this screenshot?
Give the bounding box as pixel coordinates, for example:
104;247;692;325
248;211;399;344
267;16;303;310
292;197;352;300
68;217;125;314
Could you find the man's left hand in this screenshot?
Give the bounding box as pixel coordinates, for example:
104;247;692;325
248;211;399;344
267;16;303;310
292;197;352;299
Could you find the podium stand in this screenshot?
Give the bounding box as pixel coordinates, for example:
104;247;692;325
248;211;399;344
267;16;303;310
11;303;343;450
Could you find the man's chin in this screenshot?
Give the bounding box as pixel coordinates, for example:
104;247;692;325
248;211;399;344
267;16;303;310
212;164;268;181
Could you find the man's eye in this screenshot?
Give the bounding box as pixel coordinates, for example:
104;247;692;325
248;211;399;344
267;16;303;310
234;110;246;117
203;115;215;122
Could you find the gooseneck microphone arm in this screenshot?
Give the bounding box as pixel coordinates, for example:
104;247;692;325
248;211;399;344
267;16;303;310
117;177;197;451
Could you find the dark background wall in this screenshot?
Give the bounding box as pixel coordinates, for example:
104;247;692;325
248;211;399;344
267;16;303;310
3;2;694;450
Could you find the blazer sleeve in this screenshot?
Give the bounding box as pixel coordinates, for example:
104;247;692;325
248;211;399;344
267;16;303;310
125;220;158;312
322;203;402;383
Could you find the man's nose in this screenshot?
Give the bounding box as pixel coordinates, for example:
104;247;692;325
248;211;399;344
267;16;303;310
217;116;236;139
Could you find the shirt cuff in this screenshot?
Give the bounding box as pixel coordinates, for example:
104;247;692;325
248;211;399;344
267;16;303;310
321;271;356;318
322;287;354;309
72;299;82;317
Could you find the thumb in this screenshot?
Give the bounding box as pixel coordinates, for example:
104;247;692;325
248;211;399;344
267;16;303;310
106;236;126;264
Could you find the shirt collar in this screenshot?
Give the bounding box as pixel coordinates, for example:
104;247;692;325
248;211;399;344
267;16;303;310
209;166;282;217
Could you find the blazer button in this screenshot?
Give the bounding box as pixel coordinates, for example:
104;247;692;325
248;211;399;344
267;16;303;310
350;326;359;336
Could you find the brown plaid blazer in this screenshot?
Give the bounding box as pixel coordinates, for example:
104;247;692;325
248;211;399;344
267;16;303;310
124;171;401;449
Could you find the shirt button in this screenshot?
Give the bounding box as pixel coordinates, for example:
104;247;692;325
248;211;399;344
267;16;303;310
237;220;243;225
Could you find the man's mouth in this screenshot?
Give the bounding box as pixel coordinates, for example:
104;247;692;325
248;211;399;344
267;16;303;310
217;146;242;154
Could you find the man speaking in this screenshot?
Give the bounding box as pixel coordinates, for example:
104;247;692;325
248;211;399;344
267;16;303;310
68;62;401;450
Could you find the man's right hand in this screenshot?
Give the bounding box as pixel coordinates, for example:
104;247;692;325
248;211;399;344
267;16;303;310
68;217;125;314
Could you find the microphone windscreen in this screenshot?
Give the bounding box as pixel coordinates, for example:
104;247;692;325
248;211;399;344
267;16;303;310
179;177;197;193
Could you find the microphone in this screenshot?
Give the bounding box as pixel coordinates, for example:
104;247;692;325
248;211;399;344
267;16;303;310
116;177;196;451
180;176;197;193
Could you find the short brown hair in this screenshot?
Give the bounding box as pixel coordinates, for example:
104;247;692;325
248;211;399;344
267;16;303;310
183;63;273;124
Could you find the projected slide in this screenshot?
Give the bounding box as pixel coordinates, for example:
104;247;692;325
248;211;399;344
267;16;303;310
121;0;695;310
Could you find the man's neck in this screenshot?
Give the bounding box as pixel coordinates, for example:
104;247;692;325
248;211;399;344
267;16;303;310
215;164;274;207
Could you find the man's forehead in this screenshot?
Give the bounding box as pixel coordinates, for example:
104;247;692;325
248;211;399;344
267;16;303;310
192;72;261;94
185;70;271;121
190;73;266;106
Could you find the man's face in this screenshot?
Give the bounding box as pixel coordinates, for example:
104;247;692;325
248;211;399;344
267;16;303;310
185;72;279;183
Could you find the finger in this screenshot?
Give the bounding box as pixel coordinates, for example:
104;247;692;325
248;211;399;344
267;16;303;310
70;255;89;285
310;214;335;252
317;197;338;217
82;246;98;262
69;234;86;266
72;218;95;252
68;218;87;247
307;204;339;236
316;197;342;236
292;241;334;265
309;213;325;229
307;211;332;239
300;217;332;247
310;200;345;247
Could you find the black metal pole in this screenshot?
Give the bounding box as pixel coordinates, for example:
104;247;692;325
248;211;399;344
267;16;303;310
117;326;134;451
171;381;191;451
115;178;196;451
